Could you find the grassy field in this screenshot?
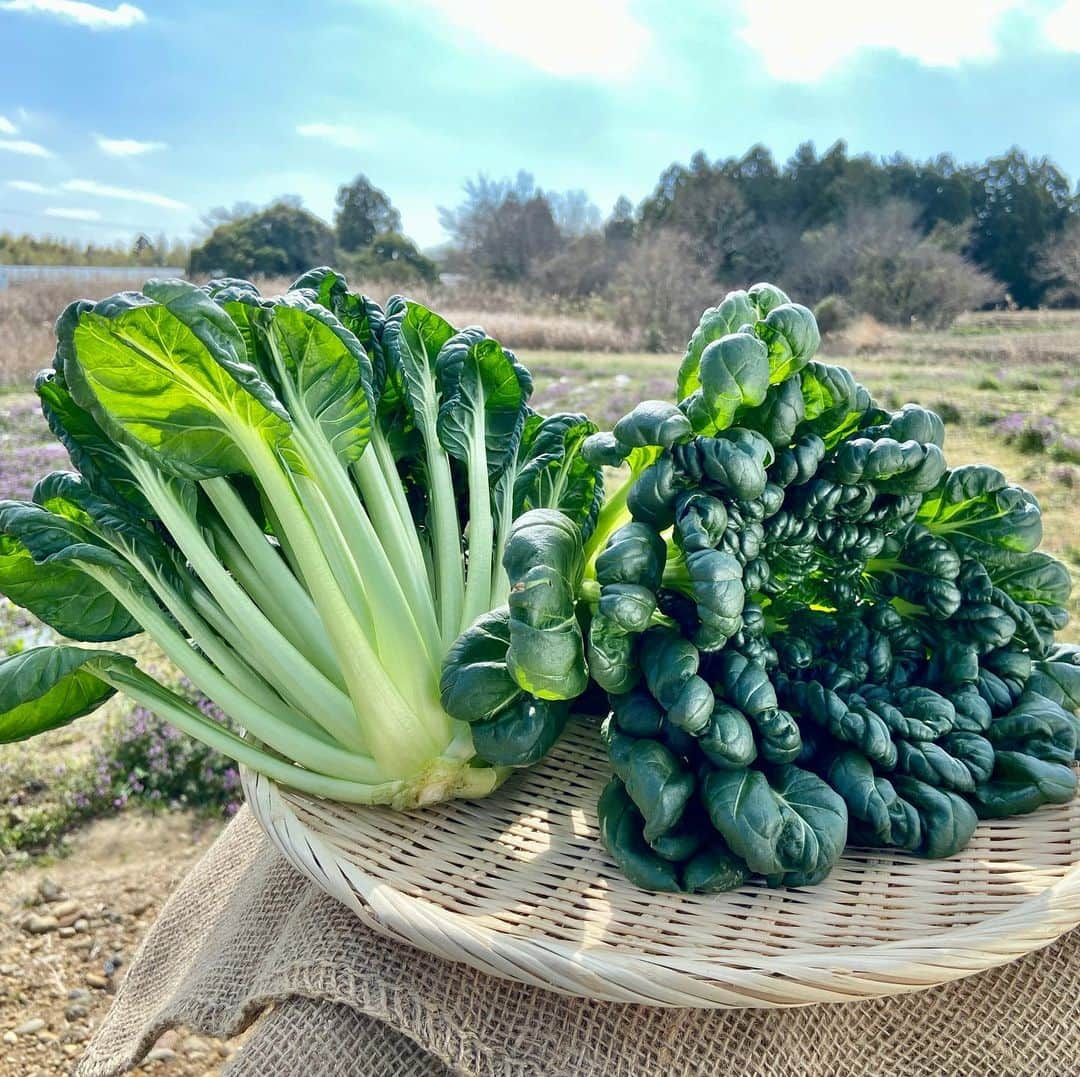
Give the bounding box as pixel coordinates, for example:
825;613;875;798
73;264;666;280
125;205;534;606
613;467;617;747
0;287;1077;1065
0;276;633;391
0;295;1077;856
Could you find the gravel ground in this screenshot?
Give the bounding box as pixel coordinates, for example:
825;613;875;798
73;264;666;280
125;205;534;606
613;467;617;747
0;813;231;1076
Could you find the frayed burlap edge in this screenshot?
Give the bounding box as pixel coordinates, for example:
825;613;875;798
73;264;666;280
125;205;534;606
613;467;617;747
77;810;1080;1077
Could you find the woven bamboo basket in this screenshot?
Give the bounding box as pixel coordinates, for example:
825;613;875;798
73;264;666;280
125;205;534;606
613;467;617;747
242;720;1080;1008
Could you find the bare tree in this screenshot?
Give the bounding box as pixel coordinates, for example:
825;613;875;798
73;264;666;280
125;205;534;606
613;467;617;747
791;200;1000;328
1037;219;1080;307
546;189;602;237
438;171;563;281
610;231;717;350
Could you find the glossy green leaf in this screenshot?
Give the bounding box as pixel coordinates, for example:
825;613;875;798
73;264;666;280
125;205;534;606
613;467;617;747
700;763;847;884
918;465;1043;554
612;400;692;449
622;738;695;842
437;327;532;479
0;645;133;742
439;606;522;722
891;775;978;857
683;332;770;435
973;750;1078;818
513;412;603;540
469;695;568;768
36;369;149;512
67;284;292;480
587;612;639;694
230;294;375;467
825;750;921;849
503;509;587;700
676;290;757;401
754;303;820;384
597;777;682;892
0;500;144;641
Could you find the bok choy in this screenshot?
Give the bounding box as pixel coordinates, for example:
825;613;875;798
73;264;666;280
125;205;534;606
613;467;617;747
0;268;599;808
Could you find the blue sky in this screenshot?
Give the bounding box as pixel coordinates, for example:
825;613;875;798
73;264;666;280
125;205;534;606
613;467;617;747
3;0;1080;249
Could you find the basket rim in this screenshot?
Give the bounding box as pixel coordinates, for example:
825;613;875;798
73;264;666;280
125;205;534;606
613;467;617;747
241;761;1080;1007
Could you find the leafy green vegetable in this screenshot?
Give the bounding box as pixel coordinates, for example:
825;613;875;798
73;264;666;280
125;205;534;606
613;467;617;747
700;764;847;886
0;646;128;742
0;271;598;811
504;509;589;701
585;281;1076;894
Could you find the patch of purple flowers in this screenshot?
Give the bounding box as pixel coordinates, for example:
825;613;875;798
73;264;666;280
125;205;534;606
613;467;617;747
993;412;1080;463
1;680;244;854
0;397;68;501
88;684;242;817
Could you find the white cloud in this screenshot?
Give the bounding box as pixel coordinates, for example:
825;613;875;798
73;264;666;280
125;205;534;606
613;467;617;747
62;178;188;210
0;138;51;157
296;122;369;150
45;207;101;221
738;0;1020;82
0;0;145;29
7;179;50;193
0;115;15;135
95;134;166;156
1045;1;1080;50
403;0;649;80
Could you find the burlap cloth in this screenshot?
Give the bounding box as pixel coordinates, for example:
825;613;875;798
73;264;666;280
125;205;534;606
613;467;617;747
76;808;1079;1077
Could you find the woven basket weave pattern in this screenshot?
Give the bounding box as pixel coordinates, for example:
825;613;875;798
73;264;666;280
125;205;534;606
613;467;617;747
243;721;1080;1007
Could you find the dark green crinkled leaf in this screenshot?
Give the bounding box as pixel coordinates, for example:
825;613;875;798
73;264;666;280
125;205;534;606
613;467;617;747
587;612;640;694
1027;645;1080;712
973;750;1078;818
681;843;750;892
610;690;665;738
595;522;667;591
698;703;757;769
513;413;603;540
621;738;696;843
825;750;921;849
597;777;682;892
700;764;847;885
439;606;522;722
612;400;692;450
740;376;806;448
503;509;587;700
469;696;568;768
986;691;1077;767
891;775;979;857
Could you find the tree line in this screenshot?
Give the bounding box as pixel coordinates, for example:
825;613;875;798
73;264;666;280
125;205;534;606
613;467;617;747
430;144;1079;334
5;141;1080;337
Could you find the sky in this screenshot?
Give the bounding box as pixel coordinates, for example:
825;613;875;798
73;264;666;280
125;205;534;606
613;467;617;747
3;0;1080;250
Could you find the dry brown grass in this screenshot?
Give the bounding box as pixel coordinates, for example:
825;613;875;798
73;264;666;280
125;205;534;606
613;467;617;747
827;313;890;355
957;308;1080;332
0;275;150;390
257;275;635;353
0;275;634;392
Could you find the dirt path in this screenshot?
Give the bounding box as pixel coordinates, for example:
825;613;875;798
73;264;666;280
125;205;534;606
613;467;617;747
1;812;232;1076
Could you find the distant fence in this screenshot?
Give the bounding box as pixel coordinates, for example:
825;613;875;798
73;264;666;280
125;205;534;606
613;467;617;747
0;265;185;290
